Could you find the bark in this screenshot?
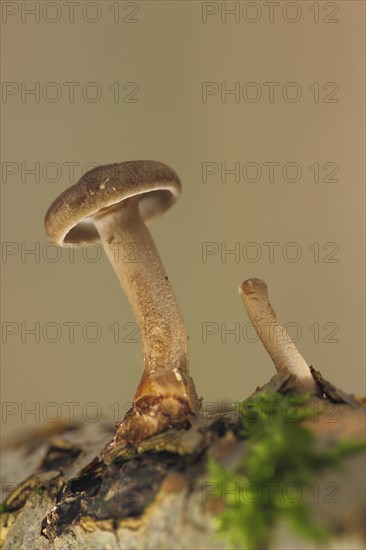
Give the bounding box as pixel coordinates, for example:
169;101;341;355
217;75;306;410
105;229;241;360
1;372;365;550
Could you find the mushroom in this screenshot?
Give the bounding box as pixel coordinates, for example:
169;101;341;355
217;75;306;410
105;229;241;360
239;278;319;394
45;161;200;450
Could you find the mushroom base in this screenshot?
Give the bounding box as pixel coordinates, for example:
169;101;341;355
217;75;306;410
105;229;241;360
101;369;200;457
110;396;192;446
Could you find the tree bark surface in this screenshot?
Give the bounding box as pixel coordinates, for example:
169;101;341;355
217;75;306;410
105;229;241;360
1;376;365;550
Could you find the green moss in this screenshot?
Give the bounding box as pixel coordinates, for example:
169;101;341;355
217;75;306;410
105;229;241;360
0;502;9;513
208;391;365;550
31;487;44;497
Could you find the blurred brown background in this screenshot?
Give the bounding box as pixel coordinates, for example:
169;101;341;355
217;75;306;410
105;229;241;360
1;1;365;442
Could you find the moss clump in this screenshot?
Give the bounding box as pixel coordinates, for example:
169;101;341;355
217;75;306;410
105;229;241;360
208;391;365;550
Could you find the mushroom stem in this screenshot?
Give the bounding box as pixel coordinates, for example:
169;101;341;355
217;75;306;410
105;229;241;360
93;197;199;444
239;278;319;394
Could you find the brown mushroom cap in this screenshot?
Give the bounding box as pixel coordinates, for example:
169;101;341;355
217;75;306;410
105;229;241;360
44;160;181;245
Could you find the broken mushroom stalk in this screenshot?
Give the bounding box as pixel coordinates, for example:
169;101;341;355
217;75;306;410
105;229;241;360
45;161;200;454
239;278;320;395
